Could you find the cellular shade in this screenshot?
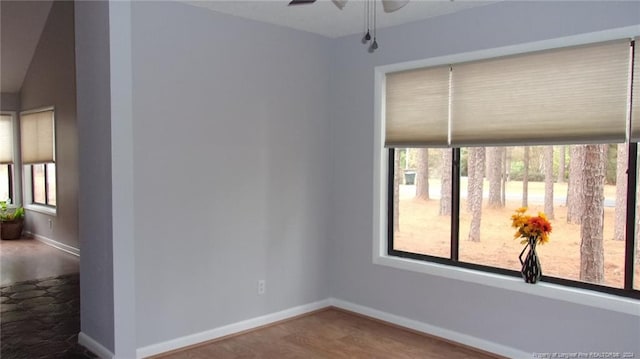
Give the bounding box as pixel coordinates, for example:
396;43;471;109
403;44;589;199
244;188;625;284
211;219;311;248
21;109;55;164
0;115;13;164
385;65;450;147
632;40;640;141
451;40;631;146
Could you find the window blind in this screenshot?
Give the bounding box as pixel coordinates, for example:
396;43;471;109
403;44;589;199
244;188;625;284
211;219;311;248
0;115;13;164
384;39;632;147
451;40;630;146
385;66;450;147
20;109;55;164
632;40;640;141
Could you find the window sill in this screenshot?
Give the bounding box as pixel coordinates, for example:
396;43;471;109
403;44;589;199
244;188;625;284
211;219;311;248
24;204;56;216
373;253;640;316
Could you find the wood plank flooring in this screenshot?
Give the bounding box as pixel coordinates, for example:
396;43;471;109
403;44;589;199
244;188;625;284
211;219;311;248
154;308;502;359
0;237;79;285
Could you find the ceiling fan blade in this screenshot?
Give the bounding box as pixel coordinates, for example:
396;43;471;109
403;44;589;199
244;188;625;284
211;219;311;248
331;0;348;10
381;0;409;13
288;0;316;5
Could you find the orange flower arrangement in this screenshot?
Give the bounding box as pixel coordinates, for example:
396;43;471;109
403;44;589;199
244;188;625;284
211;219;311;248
511;207;552;245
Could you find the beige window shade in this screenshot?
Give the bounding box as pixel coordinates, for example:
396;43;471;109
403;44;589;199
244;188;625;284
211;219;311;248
385;66;450;147
631;40;640;141
0;115;13;164
450;40;631;146
21;109;55;164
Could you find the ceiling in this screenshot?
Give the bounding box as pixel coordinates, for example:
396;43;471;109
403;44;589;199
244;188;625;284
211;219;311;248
185;0;496;38
0;0;494;94
1;0;53;94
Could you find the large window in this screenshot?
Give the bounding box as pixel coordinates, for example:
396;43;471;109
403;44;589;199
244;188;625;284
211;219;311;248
384;39;639;297
20;108;56;208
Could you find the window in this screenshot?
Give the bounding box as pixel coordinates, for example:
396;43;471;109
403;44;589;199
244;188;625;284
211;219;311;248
0;114;15;203
383;39;639;298
31;163;56;206
20;108;56;208
0;164;12;203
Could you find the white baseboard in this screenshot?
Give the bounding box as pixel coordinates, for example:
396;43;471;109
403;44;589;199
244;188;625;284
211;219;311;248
136;298;331;358
329;298;529;359
26;231;80;257
136;297;525;358
78;332;115;359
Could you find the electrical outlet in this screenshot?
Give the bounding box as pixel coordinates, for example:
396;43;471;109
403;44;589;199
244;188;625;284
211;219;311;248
48;219;52;229
257;280;266;295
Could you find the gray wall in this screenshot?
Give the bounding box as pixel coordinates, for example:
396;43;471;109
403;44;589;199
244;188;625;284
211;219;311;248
0;92;20;111
20;0;79;250
77;0;640;356
131;1;332;347
75;0;115;353
329;0;640;355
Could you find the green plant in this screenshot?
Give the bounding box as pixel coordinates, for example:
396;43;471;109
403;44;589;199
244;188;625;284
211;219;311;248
0;201;24;222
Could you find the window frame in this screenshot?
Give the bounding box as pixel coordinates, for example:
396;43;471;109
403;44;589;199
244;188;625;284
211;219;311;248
386;146;640;299
0;111;19;206
372;26;640;314
30;163;56;207
5;164;14;204
20;107;56;215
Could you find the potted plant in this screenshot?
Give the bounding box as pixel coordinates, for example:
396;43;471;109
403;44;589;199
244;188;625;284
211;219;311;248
0;201;25;240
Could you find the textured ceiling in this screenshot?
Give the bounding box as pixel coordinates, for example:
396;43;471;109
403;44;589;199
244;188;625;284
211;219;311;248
185;0;496;38
1;0;53;94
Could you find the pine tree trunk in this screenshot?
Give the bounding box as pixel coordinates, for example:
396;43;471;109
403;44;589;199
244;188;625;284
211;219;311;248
440;149;452;216
580;144;606;284
393;149;401;233
613;144;628;241
468;148;485;242
467;149;477;212
416;148;429;200
522;146;529;208
502;148;508;206
544;146;555;219
487;147;503;208
558;145;566;183
567;145;585;224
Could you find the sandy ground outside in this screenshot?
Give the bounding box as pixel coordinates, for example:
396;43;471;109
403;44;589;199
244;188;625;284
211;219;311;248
394;181;640;290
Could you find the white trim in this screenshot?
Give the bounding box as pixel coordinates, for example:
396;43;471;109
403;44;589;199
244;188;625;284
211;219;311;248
372;26;640;319
373;255;640;316
26;231;80;256
376;26;640;75
78;332;115;359
329;298;528;359
136;299;331;358
135;298;522;358
24;204;57;216
19;106;55;117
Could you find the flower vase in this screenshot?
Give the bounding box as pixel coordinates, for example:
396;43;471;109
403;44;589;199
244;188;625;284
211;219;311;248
519;236;542;283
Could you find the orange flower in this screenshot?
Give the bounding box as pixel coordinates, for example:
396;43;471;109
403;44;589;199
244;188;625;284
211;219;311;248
510;208;552;245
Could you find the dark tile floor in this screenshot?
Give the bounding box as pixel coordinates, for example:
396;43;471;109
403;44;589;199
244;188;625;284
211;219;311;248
1;273;97;359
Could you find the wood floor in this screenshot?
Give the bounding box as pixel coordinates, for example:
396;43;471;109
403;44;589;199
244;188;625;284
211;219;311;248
154;308;502;359
0;237;79;285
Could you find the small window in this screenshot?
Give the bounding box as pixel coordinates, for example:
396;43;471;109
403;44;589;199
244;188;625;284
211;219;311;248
0;164;13;203
31;163;56;206
20;108;56;208
0;113;15;203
